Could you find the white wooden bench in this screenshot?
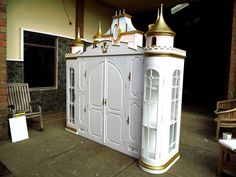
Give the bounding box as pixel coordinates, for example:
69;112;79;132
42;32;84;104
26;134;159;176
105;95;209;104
7;83;43;130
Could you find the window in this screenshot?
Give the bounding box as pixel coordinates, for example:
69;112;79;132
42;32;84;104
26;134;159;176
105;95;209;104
24;31;57;89
169;70;181;153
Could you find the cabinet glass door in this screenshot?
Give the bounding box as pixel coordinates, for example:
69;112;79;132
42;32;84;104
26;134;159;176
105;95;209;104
69;67;75;125
142;69;160;159
169;70;181;153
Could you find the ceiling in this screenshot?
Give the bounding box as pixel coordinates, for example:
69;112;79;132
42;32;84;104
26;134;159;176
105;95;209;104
96;0;194;14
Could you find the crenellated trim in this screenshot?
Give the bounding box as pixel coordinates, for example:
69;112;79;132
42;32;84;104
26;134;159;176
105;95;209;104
144;46;186;59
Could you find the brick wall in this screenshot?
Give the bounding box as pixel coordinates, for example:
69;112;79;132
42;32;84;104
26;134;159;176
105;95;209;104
228;0;236;98
0;0;8;140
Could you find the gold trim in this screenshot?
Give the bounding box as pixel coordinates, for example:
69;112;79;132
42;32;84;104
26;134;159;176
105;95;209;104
144;52;185;59
112;13;132;19
66;126;77;133
103;30;144;38
123;30;144;35
145;31;175;37
139;153;180;171
101;41;109;53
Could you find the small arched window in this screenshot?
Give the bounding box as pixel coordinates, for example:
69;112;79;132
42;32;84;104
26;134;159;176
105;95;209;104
151;37;156;46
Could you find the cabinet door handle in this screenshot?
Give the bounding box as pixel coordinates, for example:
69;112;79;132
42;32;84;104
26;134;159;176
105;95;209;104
102;98;107;106
73;93;75;102
84;71;86;78
128;72;131;81
104;99;107;106
127;116;129;124
84;106;86;112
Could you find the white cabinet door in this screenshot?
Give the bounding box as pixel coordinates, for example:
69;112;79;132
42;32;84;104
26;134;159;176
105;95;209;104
87;58;105;144
105;57;128;151
77;59;88;131
75;55;142;159
126;56;143;157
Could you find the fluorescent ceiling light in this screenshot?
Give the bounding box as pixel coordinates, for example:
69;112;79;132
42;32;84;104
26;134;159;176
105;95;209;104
171;3;189;14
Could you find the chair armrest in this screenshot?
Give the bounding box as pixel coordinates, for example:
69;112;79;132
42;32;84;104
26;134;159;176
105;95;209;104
8;104;15;110
217;108;236;121
30;101;42;112
216;99;236;112
218;107;236;114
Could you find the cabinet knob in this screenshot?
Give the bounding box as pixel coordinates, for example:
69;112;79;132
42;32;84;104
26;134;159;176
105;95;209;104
102;98;107;106
128;72;131;81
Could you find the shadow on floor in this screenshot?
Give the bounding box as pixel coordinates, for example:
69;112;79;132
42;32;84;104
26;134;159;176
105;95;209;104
0;161;11;177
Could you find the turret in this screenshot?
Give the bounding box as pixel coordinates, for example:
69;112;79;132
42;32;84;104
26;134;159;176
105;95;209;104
145;4;175;48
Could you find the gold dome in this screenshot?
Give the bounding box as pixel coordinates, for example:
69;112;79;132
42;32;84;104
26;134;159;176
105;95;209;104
145;4;175;37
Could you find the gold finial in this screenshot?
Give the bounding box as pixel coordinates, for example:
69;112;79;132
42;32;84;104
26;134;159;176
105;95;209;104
145;3;175;37
98;21;101;34
93;21;103;40
77;27;81;39
70;27;84;47
156;9;159;22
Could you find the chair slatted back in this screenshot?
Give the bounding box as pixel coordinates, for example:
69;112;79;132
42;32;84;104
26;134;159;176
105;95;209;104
7;83;32;113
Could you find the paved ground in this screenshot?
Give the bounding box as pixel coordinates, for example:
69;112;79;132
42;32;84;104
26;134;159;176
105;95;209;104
0;106;227;177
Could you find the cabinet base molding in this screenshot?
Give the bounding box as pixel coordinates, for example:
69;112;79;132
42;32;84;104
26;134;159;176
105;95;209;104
65;126;78;134
138;152;180;174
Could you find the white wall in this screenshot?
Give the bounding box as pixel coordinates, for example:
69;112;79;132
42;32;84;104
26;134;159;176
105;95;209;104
7;0;114;60
84;0;114;41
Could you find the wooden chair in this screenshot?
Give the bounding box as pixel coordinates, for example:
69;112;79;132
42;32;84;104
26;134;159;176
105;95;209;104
214;99;236;140
7;83;43;130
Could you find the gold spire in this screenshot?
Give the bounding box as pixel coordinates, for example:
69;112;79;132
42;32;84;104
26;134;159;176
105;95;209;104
93;21;103;39
70;27;84;47
148;9;159;30
145;4;175;37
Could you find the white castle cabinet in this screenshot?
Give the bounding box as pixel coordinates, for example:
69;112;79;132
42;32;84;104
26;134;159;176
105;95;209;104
66;41;144;158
